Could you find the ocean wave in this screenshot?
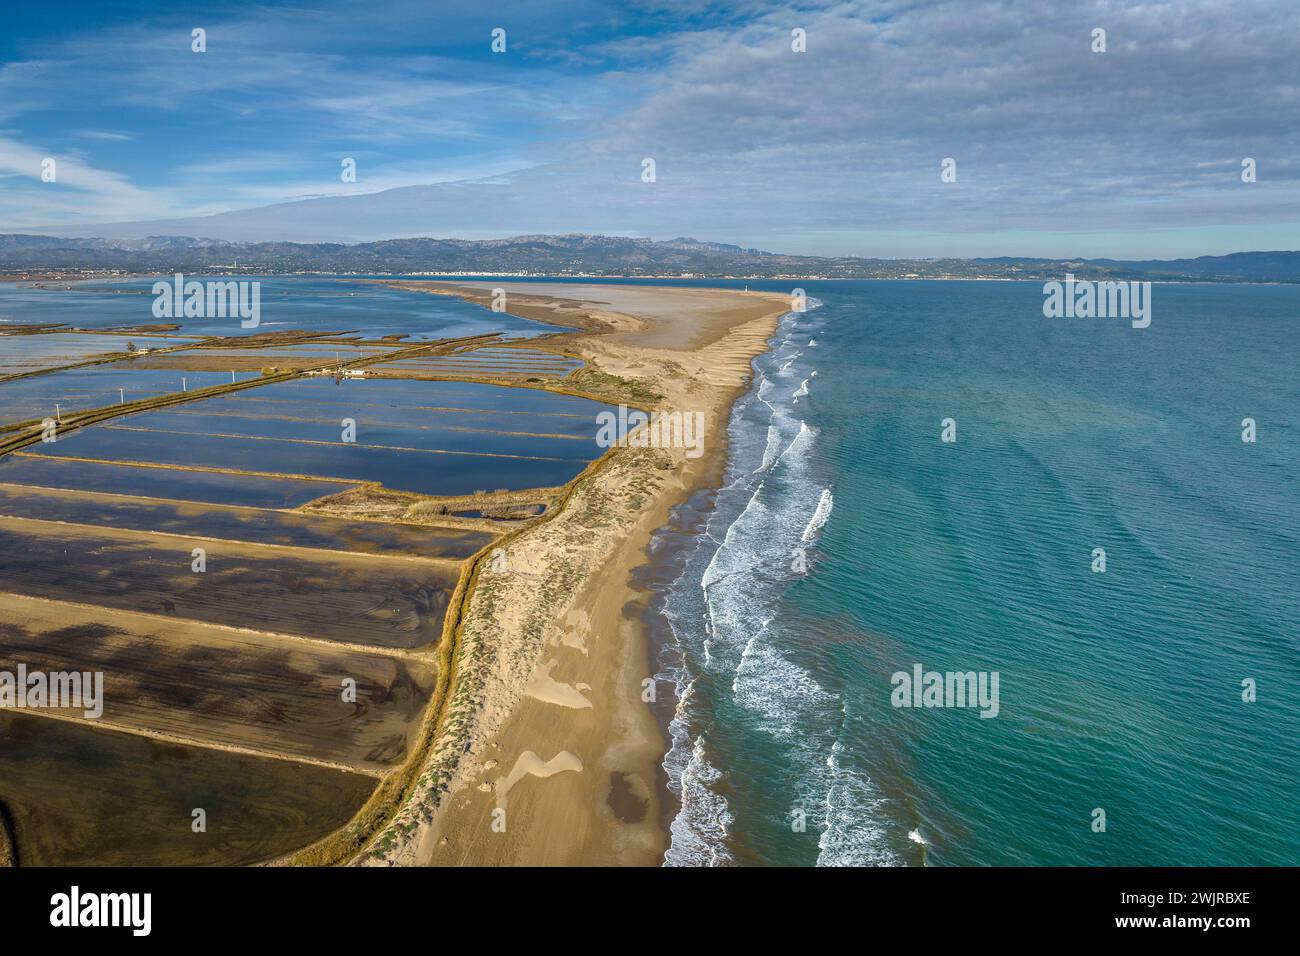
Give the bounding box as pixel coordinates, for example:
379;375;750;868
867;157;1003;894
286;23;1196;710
732;632;833;738
664;736;734;867
816;741;900;867
664;291;901;867
801;488;834;542
756;425;782;473
774;420;815;469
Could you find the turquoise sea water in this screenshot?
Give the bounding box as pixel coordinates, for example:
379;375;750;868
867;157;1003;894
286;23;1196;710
647;280;1299;866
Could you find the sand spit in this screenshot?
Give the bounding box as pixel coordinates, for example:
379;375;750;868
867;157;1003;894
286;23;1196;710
357;282;789;866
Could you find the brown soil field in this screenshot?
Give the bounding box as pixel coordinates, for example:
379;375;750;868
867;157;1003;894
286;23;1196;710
0;515;458;649
0;594;438;771
0;710;377;866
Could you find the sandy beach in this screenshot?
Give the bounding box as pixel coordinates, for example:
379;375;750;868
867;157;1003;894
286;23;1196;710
358;281;790;866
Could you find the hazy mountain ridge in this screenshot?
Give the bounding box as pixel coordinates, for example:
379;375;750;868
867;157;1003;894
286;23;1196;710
1;234;1297;282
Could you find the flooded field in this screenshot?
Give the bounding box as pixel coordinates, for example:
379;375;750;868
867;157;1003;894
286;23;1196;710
0;456;353;507
0;332;196;377
0;366;259;422
115;342;406;372
30;426;592;494
219;375;615;416
377;345;583;379
25;374;613;495
108;409;604;455
0;595;437;770
0;515;458;649
0;484;492;558
0;711;377;866
0;277;617;865
176;343;400;358
160;402;605;437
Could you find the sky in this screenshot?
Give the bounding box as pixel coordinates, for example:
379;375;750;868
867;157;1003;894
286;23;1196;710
0;0;1297;258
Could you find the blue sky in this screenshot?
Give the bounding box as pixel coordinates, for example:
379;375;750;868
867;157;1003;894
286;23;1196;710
1;0;1297;257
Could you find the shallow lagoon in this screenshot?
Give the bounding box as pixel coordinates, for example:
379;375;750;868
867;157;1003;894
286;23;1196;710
0;276;570;340
0;332;194;375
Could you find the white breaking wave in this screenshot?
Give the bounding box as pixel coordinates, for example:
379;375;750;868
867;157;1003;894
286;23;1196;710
755;424;782;473
801;488;834;542
773;420;815;470
756;374;777;416
732;633;834;739
665;291;899;868
664;735;734;867
808;337;817;346
817;741;900;866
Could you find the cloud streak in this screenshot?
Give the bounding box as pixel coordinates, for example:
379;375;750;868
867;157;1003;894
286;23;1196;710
4;0;1297;256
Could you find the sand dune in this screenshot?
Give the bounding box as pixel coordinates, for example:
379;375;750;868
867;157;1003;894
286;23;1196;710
361;282;790;866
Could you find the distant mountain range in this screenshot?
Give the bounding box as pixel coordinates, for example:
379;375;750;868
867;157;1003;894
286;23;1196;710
1;233;1298;283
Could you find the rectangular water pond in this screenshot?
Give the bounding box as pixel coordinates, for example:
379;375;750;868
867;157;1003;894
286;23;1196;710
0;366;260;423
168;398;604;436
32;426;595;495
0;484;492;559
0;332;196;376
0;594;437;771
110;409;605;458
375;347;582;377
0;455;352;508
0;515;457;649
217;375;615;417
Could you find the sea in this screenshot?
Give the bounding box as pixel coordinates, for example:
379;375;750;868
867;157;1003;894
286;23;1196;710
640;279;1299;867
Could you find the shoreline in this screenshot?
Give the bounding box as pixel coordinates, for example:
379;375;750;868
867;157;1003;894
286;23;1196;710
357;281;790;865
